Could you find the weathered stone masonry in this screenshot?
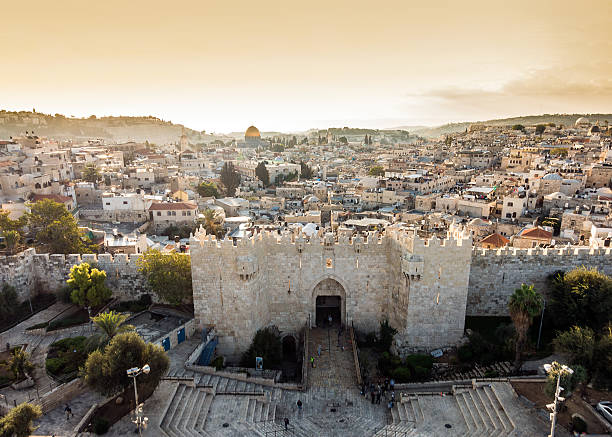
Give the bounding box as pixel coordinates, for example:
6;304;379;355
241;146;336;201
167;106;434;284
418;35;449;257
2;239;611;360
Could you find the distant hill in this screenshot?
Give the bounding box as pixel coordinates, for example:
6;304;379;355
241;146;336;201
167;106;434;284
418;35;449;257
398;113;612;138
0;110;212;144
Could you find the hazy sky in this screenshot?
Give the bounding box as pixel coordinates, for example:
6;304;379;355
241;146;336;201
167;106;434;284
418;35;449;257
2;0;611;133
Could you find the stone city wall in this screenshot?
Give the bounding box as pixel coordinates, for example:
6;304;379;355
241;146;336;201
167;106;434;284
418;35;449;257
0;248;150;302
467;246;612;316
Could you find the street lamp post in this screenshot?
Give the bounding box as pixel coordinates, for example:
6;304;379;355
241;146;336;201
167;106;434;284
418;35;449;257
543;363;573;437
127;364;150;436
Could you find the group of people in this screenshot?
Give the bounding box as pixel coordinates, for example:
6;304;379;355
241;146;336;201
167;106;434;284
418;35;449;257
361;378;396;409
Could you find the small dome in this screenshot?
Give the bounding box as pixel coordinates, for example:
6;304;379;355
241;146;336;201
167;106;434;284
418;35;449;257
549;191;567;198
596;187;612;196
542;173;562;181
575;117;590;126
245;126;261;138
468;218;486;226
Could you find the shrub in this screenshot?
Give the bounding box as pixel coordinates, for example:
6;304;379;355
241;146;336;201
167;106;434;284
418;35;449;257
92;416;110;434
484;369;499;378
378;319;398;352
572;415;587;433
45;358;65;375
377;351;401;376
0;402;42;437
211;356;224;370
391;367;412;383
240;327;282;369
457;345;473;362
26;322;49;331
48;312;89;331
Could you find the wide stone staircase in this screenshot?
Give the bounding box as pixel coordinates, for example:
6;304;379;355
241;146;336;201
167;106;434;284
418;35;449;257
373;381;552;437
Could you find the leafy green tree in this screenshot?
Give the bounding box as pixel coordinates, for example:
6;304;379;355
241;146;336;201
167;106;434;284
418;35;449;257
220;162;241;197
87;310;135;350
27;199;86;254
82;163;101;183
240;327;282;369
550;148;568;157
368;166;385;176
300;161;313;179
3;230;21;254
8;349;34;380
255;162;270;186
512;124;525;131
0;403;42;437
544;361;587;397
548;267;612;332
378;319;398;352
593;326;612;389
67;262;112;308
83;331;169;396
338;136;348;144
508;284;543;371
0;210;27;237
535;124;546;135
196;181;219;198
553;326;595;368
137;249;192;305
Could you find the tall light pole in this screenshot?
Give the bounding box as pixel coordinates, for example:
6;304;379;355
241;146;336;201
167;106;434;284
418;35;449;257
544;363;573;437
127;364;150;436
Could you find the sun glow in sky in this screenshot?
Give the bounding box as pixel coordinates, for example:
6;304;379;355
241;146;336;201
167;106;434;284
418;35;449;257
2;0;611;133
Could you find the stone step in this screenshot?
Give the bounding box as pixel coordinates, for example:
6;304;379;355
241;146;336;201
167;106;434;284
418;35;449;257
253;400;263;423
410;397;424;424
216;377;229;392
195;393;214;432
466;390;492;434
185;390;205;432
454;392;475;434
174;386;196;435
247;398;256;422
160;384;186;435
461;391;485;435
476;387;501;435
484;385;514;433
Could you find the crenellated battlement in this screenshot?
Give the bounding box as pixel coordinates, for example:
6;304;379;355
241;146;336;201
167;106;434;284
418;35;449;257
471;246;612;258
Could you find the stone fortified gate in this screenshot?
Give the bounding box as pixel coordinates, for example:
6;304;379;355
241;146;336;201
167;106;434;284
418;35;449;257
189;227;473;360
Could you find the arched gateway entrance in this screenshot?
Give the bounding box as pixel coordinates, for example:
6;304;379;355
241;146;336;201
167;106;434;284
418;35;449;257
312;278;346;327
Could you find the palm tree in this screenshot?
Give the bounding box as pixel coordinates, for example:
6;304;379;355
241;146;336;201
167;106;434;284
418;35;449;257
201;209;223;238
87;310;134;350
2;230;20;255
508;284;543;372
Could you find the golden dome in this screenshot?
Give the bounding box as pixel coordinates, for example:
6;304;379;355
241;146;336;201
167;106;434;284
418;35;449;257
245;126;261;138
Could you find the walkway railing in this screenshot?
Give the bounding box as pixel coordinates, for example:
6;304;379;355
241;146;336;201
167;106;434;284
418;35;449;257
349;321;362;386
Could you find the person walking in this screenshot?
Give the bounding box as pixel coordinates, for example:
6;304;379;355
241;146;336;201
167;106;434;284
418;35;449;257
284;417;289;430
317;344;322;357
297;399;302;412
310;356;315;368
328;314;332;327
64;404;72;421
390;378;395;391
376;390;381;405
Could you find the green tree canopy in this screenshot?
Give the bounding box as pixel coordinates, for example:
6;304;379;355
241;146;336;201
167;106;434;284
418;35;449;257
2;230;21;255
508;284;543;371
137;249;192;305
512;124;525;131
240;327;282;369
0;210;27;236
553;326;595;368
67;262;112;308
27;199;86;254
196;181;219;198
83;331;169;396
0;403;42;437
548;267;612;333
198;209;223;238
535;124;546;135
8;348;34;380
300;161;313;179
255;161;270;186
220;162;241;197
82;163;101;183
368;166;385;176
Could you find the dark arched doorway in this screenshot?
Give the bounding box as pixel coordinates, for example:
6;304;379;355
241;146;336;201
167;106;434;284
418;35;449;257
282;335;296;359
315;295;341;327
